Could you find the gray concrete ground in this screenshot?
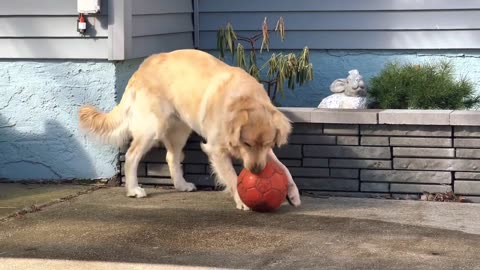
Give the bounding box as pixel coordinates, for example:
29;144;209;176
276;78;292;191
0;183;88;218
0;183;480;270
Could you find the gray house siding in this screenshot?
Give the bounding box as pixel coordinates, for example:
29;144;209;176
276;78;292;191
0;0;109;59
1;0;194;60
129;0;194;59
198;0;480;50
2;0;480;59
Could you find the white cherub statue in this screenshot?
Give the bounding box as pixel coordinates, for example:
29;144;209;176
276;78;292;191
318;69;368;109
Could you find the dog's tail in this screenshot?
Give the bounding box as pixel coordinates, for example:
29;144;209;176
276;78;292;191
79;93;131;146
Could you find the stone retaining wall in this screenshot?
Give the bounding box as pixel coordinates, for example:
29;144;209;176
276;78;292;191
121;108;480;202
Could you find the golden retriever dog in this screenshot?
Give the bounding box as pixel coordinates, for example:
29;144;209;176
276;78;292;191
79;49;301;210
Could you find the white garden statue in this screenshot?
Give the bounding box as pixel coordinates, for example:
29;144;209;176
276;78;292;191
318;69;368;109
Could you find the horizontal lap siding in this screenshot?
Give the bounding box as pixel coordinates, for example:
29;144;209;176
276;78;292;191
200;11;480;31
0;0;107;15
132;14;193;37
0;38;108;59
198;0;480;50
132;0;192;15
1;0;108;59
131;33;194;59
0;17;108;37
2;0;194;59
198;0;480;12
5;0;480;58
200;31;480;50
130;0;194;58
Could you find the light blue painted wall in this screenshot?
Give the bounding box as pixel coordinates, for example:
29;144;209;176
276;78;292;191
0;61;118;180
113;50;480;107
114;58;144;103
211;50;480;107
111;50;480;107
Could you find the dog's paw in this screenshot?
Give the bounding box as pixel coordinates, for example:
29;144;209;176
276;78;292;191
235;198;251;211
126;186;147;198
236;202;251;211
234;192;250;211
175;181;197;192
287;185;301;207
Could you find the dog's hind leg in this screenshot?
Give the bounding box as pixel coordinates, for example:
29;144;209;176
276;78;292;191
163;121;196;192
124;131;156;198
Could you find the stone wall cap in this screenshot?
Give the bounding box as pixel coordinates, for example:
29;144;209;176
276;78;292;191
278;107;480;126
279;107;315;112
379;109;452;125
311;108;379;124
279;107;314;123
450;111;480;126
380;109;452;114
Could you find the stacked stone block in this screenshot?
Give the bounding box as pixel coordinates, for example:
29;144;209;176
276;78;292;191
120;109;480;202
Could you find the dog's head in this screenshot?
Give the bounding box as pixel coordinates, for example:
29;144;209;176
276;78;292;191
225;96;291;174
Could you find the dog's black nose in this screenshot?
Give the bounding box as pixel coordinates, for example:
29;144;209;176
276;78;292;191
250;164;263;174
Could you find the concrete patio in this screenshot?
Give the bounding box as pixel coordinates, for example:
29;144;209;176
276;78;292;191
1;183;479;270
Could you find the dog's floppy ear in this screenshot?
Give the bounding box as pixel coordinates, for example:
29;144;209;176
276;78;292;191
272;110;292;147
227;110;249;146
226;96;253;146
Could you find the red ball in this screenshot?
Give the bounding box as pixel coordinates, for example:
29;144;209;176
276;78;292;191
237;161;288;212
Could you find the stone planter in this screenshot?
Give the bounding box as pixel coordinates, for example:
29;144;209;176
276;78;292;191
121;108;480;203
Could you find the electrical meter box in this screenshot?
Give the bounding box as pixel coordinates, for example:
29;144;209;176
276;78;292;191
78;0;101;14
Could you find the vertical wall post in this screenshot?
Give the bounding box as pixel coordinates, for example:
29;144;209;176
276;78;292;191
108;0;132;60
193;0;200;48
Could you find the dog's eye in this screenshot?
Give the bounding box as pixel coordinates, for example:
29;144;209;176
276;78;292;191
243;142;252;148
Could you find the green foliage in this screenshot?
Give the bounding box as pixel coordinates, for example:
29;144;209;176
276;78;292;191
216;17;313;102
369;61;480;110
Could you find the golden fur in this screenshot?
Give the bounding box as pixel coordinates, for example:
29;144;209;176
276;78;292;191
79;49;300;210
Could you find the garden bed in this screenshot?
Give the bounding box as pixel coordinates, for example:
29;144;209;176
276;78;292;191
121;108;480;203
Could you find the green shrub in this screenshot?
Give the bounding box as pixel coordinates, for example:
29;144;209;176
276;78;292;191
368;61;480;110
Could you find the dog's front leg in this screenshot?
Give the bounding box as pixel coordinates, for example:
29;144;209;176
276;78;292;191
268;149;301;207
201;143;250;211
